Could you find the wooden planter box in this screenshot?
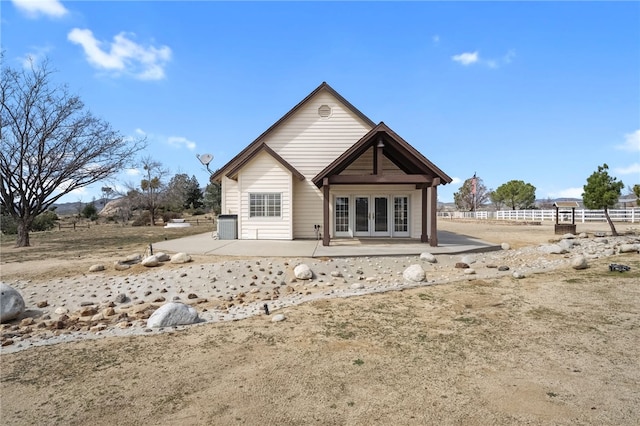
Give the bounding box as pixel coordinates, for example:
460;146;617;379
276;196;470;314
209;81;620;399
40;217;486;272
555;223;576;235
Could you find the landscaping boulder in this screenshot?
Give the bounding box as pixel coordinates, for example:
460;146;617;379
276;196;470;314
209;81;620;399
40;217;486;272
558;239;576;251
271;314;286;322
141;255;160;267
619;244;639;253
539;244;567;255
571;255;589;270
88;264;105;272
155;252;171;262
403;264;426;282
294;264;313;280
171;252;192;264
461;255;476;265
0;283;25;323
147;302;200;328
420;252;437;263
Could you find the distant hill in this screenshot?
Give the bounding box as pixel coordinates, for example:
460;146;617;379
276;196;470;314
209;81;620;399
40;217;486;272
51;199;111;216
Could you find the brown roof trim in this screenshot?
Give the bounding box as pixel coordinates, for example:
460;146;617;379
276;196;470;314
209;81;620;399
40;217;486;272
312;122;453;187
224;143;305;181
210;82;376;183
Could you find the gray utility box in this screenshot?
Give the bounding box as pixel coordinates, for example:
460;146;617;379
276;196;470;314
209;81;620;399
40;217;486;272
217;215;238;240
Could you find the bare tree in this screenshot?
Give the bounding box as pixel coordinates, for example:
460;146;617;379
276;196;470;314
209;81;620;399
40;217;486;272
138;156;169;226
453;176;491;211
0;56;145;247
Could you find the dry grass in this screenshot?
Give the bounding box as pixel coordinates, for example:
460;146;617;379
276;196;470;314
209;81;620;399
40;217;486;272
1;219;639;425
0;220;212;281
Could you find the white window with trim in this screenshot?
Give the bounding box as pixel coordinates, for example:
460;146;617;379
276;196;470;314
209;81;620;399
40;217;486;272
249;193;281;218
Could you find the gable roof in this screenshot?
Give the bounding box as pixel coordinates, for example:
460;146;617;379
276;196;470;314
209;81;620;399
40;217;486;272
312;122;453;187
226;143;305;181
210;82;376;182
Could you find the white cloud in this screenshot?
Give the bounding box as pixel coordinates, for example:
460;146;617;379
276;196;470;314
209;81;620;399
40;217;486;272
613;163;640;176
168;136;197;151
452;49;516;69
125;168;141;176
67;28;172;80
451;51;479;66
12;0;68;18
616;129;640;152
450;177;462;185
547;187;584;199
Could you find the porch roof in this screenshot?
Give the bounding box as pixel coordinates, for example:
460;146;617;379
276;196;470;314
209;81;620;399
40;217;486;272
312;122;452;188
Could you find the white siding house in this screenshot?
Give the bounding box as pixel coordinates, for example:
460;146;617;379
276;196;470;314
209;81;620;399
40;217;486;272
211;82;452;247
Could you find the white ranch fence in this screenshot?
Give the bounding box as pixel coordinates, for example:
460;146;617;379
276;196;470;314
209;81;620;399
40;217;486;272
439;209;639;223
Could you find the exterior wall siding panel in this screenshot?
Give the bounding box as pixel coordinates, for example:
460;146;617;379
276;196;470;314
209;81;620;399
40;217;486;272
239;151;293;240
221;177;239;215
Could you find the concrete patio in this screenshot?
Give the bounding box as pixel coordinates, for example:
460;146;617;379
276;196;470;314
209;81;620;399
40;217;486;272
153;230;501;258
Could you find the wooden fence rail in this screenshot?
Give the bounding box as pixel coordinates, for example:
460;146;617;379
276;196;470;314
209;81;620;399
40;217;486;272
58;222;91;230
439;208;639;223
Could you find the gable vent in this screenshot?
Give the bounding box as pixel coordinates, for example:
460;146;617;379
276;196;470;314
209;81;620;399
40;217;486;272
318;104;332;118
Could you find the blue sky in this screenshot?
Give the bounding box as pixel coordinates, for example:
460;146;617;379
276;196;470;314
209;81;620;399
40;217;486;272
2;0;639;205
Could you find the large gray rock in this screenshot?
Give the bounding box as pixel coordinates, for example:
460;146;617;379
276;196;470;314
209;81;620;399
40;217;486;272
147;302;199;328
403;264;426;282
461;255;476;265
171;252;192;264
419;252;437;263
141;255;160;267
571;255;589;270
1;283;25;323
619;244;639;253
88;264;105;272
558;239;576;251
294;264;313;280
155;252;171;262
539;244;567;255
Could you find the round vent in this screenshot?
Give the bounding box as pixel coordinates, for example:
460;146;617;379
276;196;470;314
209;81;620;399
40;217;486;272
318;104;332;118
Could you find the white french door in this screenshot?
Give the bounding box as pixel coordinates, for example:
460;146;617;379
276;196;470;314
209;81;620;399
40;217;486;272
335;195;410;238
392;196;410;237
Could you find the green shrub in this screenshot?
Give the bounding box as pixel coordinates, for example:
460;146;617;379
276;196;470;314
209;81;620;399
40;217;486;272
82;203;98;219
31;211;59;232
1;214;18;235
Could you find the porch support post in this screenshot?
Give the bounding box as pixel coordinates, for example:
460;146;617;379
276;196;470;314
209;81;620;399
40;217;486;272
322;178;330;246
429;178;440;247
421;186;428;243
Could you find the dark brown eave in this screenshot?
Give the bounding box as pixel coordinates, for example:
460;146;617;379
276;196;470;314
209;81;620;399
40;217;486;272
224;143;305;181
210;82;376;183
312;122;453;188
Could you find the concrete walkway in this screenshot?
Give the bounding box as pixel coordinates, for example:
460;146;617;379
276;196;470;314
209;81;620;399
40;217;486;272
153;230;500;258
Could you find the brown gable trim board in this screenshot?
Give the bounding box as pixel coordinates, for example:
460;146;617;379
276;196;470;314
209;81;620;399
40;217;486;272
312;122;452;188
225;143;305;181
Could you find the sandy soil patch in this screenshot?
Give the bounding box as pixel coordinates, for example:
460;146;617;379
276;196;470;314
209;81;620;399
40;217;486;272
1;220;639;425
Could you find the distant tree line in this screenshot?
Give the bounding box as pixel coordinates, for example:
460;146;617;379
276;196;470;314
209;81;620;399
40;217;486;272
452;163;636;236
116;156;221;226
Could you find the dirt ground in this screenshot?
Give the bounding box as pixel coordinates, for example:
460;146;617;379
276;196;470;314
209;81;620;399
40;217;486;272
1;220;639;425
